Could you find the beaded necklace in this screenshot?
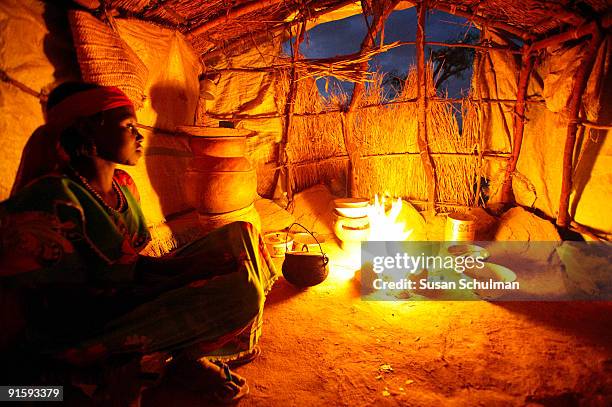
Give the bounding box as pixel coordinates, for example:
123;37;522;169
69;167;126;214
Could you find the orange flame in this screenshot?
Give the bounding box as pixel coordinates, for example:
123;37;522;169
367;195;413;241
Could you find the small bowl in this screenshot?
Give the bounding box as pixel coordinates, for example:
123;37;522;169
333;198;370;208
264;231;294;258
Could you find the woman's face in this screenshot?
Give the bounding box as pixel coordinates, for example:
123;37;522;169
91;106;144;165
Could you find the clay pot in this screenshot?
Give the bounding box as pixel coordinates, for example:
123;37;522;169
333;198;369;218
185;155;257;214
333;214;370;242
177;126;254;158
181;126;258;215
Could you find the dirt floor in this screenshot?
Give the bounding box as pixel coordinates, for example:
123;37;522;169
143;189;611;406
144;245;612;406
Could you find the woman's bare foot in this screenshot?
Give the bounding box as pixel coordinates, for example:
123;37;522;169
167;356;249;403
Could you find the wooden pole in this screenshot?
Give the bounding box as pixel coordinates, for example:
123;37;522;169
416;1;437;213
204;36;521;64
423;41;521;53
344;0;399;197
0;69;46;101
529;18;611;54
474;143;484;207
570;221;608;242
277;22;306;203
205;97;545;122
271;151;509;170
557;29;602;228
580;121;612;130
501;46;535;203
201;0;360;61
186;0;279;39
432;4;531;41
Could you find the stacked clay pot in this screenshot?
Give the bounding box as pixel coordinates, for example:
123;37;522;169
180;126;261;230
332;198;370;250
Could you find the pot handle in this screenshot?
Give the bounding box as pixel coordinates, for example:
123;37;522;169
285;222;327;260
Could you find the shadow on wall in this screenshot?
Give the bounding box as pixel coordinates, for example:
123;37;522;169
43;1;80;84
145;83;193;228
570;44;611;220
9;2;81;195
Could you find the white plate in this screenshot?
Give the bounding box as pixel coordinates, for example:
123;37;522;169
465;262;517;300
445;244;490;260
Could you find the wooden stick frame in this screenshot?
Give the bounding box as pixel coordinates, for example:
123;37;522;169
556;27;603;228
186;0;279;40
132;2;612;222
500;46;535;204
277;21;307;203
415;2;437;213
343;0;400;197
195;2;609;224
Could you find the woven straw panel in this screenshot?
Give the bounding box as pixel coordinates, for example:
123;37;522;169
108;0;150;13
68;10;148;109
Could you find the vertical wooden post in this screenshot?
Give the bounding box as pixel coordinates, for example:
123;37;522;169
344;0;399;197
278;22;306;202
557;29;602;228
471;50;484;207
416;1;436;212
474;140;484;207
501;46;535;203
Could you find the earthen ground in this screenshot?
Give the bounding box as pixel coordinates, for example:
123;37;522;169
144;242;612;406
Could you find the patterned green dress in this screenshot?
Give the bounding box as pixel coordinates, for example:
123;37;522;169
0;170;278;365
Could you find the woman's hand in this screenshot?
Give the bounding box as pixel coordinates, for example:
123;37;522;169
132;254;239;298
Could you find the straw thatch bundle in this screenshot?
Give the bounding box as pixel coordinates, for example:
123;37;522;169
275;63;483;209
349;65;479;209
189;0;289;55
350;71;422;201
107;0;150;11
276;68;347;193
69;10;148;109
275;42;402;84
427;97;479;210
461;98;488;206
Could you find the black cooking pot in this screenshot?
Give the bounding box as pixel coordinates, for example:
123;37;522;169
281;223;329;287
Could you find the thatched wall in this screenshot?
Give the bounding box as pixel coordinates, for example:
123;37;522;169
276;69;347;195
278;66;482;210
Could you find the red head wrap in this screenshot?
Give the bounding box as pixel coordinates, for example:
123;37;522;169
46;86;134;133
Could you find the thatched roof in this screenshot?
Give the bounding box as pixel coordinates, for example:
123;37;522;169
433;0;609;37
82;0;610;58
